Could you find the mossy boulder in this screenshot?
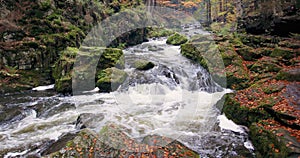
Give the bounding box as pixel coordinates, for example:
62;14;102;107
270;47;295;60
95;47;124;70
44;125;199;157
276;68;300;81
54;75;72;94
147;27;174;38
250;58;282;73
222;94;270;127
180;43;208;69
235;46;261;61
52;47;78;94
249;124;290;158
53;47;125;94
134;60;155;70
166;33;188;46
96;67;128;92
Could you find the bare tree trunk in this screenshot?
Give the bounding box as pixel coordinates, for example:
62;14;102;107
206;0;211;24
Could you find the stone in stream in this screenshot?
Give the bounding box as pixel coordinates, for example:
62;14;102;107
53;47;125;94
96;67;128;92
166;33;188;46
133;59;155;70
0;106;26;125
75;113;105;129
43;124;199;157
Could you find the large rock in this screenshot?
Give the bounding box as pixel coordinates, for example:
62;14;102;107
166;33;188;45
276;68;300;81
52;47;78;94
238;0;300;36
250;57;282;73
96;67;128;92
43;125;200;157
75;113;105;129
134;59;155;70
53;47;125;94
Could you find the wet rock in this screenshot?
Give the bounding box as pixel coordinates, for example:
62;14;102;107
0;107;25;125
180;43;208;69
96;67;128;92
166;33;188;45
44;125;199;157
134;59;155;70
53;47;125;94
75;113;105;129
40;132;78;156
38;102;76;118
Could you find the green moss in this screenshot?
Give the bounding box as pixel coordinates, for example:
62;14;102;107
134;60;155;70
52;47;79;93
180;43;208;70
249;124;290;158
235;46;260;61
270;47;294;60
262;84;285;94
276;69;300;82
98;48;124;69
99;125;109;135
96;67;128;92
147;28;175;38
166;33;188;46
222;94;270;126
54;75;72;94
250;62;281;73
39;0;52;11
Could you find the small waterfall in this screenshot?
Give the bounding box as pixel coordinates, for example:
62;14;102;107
0;24;254;157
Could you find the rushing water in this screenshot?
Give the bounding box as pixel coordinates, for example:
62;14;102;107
0;26;255;157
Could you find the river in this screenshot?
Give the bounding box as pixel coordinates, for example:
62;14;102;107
0;25;255;157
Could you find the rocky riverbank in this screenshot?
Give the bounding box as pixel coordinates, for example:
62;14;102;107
180;29;300;157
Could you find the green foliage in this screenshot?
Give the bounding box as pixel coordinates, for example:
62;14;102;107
40;0;52;11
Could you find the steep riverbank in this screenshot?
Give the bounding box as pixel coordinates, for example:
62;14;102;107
181;29;300;157
0;0;144;93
